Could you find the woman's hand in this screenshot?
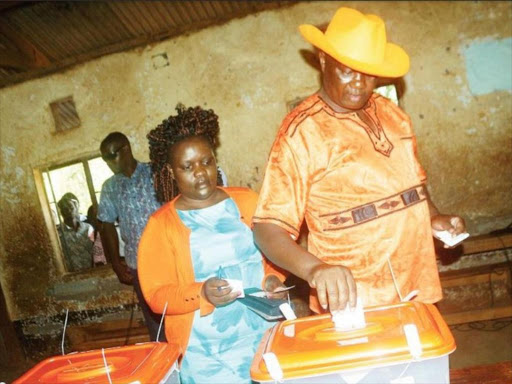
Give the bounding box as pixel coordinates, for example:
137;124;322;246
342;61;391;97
263;274;288;300
308;263;357;312
202;277;241;307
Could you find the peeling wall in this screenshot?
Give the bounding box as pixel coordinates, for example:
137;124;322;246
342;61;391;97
0;1;511;334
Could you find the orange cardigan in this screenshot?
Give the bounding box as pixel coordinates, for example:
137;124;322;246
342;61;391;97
137;187;286;356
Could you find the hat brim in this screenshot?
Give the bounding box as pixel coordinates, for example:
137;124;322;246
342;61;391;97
299;24;409;78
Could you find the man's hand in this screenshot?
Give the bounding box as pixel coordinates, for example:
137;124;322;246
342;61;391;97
202;277;240;307
308;263;357;312
431;214;466;234
112;260;133;285
99;221;133;283
431;214;467;248
263;274;288;300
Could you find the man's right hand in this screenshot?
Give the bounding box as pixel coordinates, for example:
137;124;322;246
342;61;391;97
308;263;357;312
112;261;133;285
254;223;358;312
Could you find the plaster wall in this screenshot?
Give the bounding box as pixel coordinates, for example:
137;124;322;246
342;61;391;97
0;1;511;326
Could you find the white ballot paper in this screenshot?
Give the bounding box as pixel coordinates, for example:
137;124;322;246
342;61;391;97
331;297;366;331
225;279;245;298
433;230;470;247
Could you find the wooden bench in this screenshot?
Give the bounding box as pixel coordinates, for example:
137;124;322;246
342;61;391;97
437;233;512;325
66;317;150;352
450;360;512;384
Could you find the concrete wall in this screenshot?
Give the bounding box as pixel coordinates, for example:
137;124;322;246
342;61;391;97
0;1;511;331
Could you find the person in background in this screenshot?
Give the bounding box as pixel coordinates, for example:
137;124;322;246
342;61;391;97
57;193;94;272
97;132;165;341
139;105;286;383
86;205;107;267
253;7;466;314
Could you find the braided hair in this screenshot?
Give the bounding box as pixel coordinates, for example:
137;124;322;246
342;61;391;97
147;104;223;203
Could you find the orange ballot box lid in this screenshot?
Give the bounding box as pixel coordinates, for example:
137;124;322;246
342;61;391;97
14;342;181;384
251;301;455;382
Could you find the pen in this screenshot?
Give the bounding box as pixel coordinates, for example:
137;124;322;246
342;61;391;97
216;265;228;292
217;265;225;279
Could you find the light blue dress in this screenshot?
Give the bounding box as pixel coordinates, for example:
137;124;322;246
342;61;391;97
177;198;272;383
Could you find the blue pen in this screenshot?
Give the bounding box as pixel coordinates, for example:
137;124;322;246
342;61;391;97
217;266;228;292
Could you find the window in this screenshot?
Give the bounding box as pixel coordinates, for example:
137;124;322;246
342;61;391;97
376;77;405;107
49;96;81;133
375;84;399;106
37;155;113;273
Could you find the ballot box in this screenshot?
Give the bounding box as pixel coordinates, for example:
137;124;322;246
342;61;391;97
251;301;455;384
14;342;181;384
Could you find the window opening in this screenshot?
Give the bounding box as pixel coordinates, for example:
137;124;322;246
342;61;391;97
50;96;81;133
42;156;113;273
375;84;399;106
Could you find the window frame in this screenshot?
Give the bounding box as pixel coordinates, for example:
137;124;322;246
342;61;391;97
376;78;405;107
34;150;111;275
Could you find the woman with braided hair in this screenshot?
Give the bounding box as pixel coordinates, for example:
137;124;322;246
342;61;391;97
138;105;287;383
147;104;226;203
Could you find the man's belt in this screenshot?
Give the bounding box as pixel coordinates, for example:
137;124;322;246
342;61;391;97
322;184;427;231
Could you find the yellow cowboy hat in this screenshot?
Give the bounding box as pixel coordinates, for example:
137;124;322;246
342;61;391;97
299;7;409;78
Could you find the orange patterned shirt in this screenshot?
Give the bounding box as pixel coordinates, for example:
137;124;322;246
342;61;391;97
253;93;442;310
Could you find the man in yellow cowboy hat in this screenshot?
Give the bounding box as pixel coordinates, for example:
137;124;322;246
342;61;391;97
253;7;466;314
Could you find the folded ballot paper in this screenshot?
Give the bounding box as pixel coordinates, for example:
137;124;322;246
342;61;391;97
225;279;245;298
433;230;470;247
331;297;366;331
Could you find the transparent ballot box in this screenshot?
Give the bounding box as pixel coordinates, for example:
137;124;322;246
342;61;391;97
251;301;455;384
14;342;181;384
